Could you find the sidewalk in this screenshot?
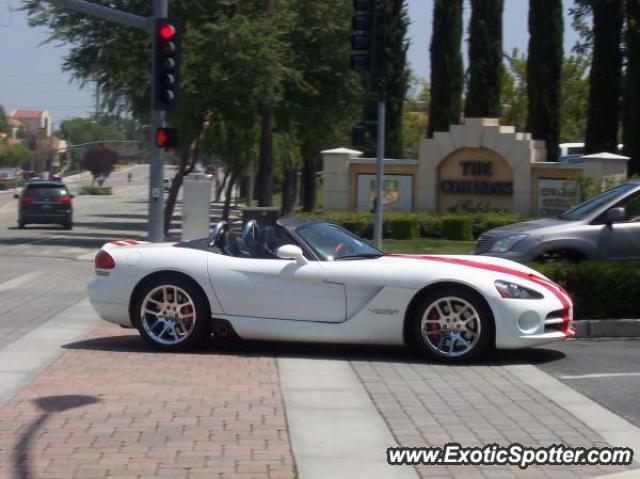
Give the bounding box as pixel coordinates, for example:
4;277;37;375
0;303;638;479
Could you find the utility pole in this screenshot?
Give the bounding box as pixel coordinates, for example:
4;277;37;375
373;2;386;250
41;0;170;242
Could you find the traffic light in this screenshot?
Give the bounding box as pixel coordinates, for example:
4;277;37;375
155;127;178;149
351;0;374;74
153;18;181;111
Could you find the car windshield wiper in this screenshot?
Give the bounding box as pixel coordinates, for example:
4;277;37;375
334;253;383;260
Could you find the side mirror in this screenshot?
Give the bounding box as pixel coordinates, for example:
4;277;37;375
606;207;626;225
14;194;19;199
276;244;308;265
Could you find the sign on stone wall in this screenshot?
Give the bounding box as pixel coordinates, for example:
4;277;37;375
537;178;579;217
437;147;513;213
356;174;413;212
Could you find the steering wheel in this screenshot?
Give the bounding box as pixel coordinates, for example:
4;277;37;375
208;221;229;247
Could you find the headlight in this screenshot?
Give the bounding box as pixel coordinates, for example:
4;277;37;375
490;234;528;253
495;280;543;299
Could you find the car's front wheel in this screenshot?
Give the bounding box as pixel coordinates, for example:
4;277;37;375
133;274;210;351
409;287;493;362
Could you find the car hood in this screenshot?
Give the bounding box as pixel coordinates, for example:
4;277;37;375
483;218;571;237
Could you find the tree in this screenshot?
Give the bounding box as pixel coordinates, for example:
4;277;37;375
500;49;528;131
57;117;125;146
283;0;363;212
527;0;563;162
560;54;591;142
403;80;429;158
0;105;8;135
427;0;463;137
623;0;640;174
584;0;624;154
81;148;118;186
378;0;410;158
465;0;504;118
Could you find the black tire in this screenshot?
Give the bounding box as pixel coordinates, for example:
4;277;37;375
132;274;210;351
536;249;585;263
62;222;73;230
409;287;494;363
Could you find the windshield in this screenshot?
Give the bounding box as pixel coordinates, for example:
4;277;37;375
296;223;382;261
25;185;67;198
559;183;638;221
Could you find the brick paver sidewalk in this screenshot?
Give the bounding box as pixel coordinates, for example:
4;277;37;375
352;360;633;479
0;324;294;479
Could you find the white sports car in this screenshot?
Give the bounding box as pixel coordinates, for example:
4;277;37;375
87;218;574;362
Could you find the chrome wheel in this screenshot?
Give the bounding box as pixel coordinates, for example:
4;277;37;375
420;296;482;358
140;285;197;346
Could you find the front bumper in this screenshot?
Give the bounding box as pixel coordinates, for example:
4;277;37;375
488;295;574;349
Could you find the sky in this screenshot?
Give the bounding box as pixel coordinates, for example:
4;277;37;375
0;0;580;127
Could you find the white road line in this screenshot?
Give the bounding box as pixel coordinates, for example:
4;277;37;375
560;372;640;380
0;272;42;293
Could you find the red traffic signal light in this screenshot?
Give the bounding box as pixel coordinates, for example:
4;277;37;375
159;23;176;41
155;127;178;149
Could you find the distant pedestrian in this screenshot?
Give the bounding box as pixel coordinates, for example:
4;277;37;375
127;172;132;183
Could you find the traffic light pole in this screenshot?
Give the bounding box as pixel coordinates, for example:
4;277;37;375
374;99;385;250
41;0;168;242
148;0;168;242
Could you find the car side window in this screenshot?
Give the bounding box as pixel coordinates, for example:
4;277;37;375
621;194;640;222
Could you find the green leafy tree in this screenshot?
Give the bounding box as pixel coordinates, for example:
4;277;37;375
428;0;463;137
282;0;363;212
377;0;410;158
57;117;125;146
465;0;504;118
623;0;640;174
560;54;590;142
403;80;429;158
527;0;563;162
500;49;528;131
0;105;9;135
584;0;624;154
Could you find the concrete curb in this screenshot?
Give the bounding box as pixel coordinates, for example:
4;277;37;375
574;319;640;338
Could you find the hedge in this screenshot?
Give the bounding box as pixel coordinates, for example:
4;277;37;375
293;211;525;241
78;186;112;195
531;261;640;320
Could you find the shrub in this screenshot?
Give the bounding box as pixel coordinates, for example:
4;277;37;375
531;261;640;320
387;217;419;239
78;186;112;195
441;216;473;241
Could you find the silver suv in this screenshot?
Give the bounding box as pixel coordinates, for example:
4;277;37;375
474;180;640;262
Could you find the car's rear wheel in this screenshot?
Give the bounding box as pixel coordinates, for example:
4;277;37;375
133;274;210;351
409;287;493;362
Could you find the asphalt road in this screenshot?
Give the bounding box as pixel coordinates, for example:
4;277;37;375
535;338;640;429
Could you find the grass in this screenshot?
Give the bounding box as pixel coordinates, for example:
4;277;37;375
78;186;113;195
381;238;475;255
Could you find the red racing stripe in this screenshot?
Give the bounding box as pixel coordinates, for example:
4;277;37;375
387;254;575;337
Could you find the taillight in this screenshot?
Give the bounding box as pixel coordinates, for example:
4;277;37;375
95;250;116;270
57;195;72;206
22;196;34;206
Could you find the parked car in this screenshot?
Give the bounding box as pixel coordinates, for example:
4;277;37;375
15;180;74;229
88;218;574;362
474;180;640;262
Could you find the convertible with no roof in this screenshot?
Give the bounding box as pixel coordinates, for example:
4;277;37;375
87;217;574;362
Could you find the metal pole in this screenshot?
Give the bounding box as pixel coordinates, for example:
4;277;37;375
148;0;167;242
374;99;385;250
